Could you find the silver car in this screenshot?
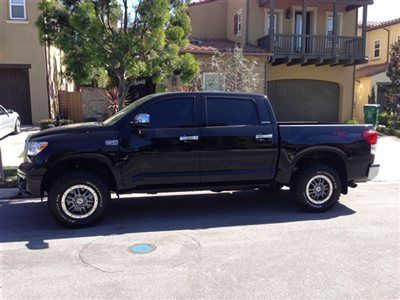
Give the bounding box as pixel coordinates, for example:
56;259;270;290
0;105;21;139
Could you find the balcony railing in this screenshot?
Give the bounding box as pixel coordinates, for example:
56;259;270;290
258;34;364;57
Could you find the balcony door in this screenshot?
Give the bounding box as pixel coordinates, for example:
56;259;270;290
294;11;311;53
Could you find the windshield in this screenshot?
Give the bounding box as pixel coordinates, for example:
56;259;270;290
102;95;154;126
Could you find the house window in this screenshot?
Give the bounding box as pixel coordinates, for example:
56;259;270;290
327;16;334;35
9;0;26;20
203;73;224;91
397;35;400;44
374;40;380;58
234;10;242;35
265;13;278;34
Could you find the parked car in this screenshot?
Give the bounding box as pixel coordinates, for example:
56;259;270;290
0;105;21;139
17;92;379;228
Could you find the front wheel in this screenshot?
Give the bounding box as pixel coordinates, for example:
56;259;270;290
48;171;110;228
292;164;341;212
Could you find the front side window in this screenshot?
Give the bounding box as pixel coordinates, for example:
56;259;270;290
144;97;194;129
206;97;258;127
9;0;26;20
374;40;380;58
203;73;224;91
0;106;6;115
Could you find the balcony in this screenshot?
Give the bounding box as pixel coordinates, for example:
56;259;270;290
258;34;366;66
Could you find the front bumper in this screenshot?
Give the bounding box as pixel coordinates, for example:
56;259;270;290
17;163;45;197
367;164;380;181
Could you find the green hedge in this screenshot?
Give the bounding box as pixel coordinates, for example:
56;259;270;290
38;119;74;130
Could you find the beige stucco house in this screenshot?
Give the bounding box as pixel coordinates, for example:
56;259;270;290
0;0;72;125
354;18;400;122
185;0;373;122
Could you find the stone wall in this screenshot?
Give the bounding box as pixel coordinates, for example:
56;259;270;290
80;87;109;121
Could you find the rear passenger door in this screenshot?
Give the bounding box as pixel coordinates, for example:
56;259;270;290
200;95;278;184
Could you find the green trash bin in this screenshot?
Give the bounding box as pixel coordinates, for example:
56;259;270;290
364;104;380;128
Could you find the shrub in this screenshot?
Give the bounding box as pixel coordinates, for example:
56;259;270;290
378;112;389;126
346;118;359;124
38;119;74;130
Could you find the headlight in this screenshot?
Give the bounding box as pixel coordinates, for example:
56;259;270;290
27;142;48;156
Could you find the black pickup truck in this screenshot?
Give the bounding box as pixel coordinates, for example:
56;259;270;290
18;92;379;227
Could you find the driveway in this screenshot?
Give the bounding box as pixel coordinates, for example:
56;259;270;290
374;135;400;182
0;127;39;167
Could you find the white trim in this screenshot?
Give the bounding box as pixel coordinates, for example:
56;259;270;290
291;6;318;35
325;11;344;35
9;0;27;20
264;8;284;35
373;39;381;58
236;9;242;35
5;19;29;24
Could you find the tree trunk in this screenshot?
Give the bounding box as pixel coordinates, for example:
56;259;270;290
117;72;127;111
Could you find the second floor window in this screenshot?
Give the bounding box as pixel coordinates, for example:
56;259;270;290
9;0;26;20
374;40;380;58
265;13;278;34
327;16;334;35
234;10;242;35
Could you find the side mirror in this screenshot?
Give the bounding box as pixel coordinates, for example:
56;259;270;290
7;109;13;114
132;113;150;128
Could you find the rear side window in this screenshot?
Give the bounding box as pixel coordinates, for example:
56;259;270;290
145;97;194;128
206;97;259;126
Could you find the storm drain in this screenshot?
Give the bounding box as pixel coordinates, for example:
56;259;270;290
128;243;157;254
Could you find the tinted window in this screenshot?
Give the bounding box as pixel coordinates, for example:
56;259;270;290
145;98;194;128
206;97;258;126
0;106;6;115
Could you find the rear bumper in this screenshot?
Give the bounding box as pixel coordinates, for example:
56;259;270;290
367;164;380;181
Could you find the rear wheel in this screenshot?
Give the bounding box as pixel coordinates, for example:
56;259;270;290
13;118;21;134
292;164;341;212
48;171;110;228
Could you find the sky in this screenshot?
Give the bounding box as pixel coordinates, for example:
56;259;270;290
361;0;400;22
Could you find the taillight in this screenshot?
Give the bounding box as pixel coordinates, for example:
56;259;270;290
363;130;378;145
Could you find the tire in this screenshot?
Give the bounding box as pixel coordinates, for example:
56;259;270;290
48;171;110;228
13;118;21;134
292;164;341;212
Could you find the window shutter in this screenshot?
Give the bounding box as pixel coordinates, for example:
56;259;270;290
234;13;238;35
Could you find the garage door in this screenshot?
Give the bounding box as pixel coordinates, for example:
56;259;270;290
0;68;32;124
267;79;339;122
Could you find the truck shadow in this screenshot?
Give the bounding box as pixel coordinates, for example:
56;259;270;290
0;189;355;248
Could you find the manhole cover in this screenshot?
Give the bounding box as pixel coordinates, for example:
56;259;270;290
128;243;157;254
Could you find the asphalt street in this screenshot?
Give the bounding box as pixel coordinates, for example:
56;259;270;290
1;181;399;299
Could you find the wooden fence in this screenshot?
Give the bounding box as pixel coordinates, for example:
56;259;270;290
58;91;83;122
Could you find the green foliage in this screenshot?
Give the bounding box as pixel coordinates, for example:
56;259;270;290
378;111;400;129
38;119;74;130
368;86;376;104
36;0;199;109
383;43;400;125
346;118;359;124
0;166;18;188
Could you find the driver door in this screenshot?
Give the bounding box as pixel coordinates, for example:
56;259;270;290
120;95;201;189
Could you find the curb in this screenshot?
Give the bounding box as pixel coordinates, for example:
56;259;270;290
0;188;33;200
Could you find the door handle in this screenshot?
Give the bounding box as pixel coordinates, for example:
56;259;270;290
179;135;199;141
255;134;273;141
